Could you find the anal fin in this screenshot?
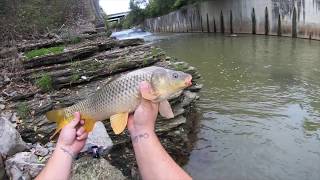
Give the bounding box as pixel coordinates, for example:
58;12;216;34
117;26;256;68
110;112;129;134
159;100;174;119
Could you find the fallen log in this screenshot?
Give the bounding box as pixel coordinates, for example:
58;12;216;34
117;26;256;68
22;46;99;69
21;38;145;69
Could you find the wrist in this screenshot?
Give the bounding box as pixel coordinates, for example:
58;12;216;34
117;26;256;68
129;127;154;137
56;144;77;159
130;130;156;144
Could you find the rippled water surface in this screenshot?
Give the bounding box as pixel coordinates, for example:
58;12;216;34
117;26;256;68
151;33;320;180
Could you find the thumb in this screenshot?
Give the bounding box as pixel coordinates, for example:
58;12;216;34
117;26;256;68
139;81;153;107
139;81;158;110
67;112;81;128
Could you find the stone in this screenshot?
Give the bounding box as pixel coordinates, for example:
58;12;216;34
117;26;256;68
0;117;28;157
5;152;45;180
188;83;203;92
181;91;199;107
0;154;6;180
33;143;49;157
81;122;113;156
4;75;10;83
71;156;125;180
1;111;18;124
0;104;5;110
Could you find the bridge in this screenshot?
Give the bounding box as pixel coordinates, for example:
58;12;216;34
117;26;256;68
107;12;129;23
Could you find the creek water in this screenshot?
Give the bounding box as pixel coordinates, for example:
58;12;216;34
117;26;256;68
152;33;320;180
114;31;320;180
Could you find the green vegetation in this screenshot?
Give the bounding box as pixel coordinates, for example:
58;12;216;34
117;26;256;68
35;73;53;91
123;0;202;27
304;120;320;132
70;74;80;83
69;36;82;44
17;102;30;119
24;46;64;59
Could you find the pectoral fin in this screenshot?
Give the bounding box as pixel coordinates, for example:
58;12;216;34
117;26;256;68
159;100;174;119
110;112;129;134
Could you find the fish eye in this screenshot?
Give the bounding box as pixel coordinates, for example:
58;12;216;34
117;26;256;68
172;73;179;79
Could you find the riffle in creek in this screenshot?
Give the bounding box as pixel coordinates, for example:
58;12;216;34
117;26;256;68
0;34;202;179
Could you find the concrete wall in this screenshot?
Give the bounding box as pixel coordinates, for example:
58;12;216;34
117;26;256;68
144;0;320;40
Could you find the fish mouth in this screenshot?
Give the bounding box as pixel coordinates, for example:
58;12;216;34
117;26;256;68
184;75;192;86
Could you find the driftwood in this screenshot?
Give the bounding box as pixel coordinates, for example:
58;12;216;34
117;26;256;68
21;38;144;69
22;46;99;69
17;39;64;52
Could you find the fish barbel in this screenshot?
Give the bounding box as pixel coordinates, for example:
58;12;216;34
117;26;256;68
46;66;192;136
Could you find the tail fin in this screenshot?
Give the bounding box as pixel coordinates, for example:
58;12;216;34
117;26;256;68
46;109;69;139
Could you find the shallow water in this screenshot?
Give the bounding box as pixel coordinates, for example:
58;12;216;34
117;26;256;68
150;33;320;180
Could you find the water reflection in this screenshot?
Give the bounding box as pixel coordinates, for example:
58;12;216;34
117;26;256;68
151;33;320;180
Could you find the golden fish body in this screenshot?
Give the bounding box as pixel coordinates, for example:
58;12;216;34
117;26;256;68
46;66;192;135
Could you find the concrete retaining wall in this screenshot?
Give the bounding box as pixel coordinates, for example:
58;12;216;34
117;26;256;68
144;0;320;40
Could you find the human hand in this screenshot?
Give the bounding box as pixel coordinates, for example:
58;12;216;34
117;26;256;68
127;81;159;136
57;112;88;155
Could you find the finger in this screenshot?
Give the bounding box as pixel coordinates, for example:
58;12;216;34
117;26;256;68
76;127;85;136
127;114;134;129
77;132;88;140
80;120;85;125
67;112;81;128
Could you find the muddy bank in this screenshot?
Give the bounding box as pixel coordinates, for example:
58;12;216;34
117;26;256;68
0;33;202;179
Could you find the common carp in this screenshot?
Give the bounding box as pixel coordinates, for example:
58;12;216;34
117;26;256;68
46;66;192;136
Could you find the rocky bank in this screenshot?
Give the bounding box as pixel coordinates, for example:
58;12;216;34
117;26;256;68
0;33;202;179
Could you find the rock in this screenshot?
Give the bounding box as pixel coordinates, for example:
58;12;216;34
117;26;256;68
33;143;49;157
1;111;18;124
0;117;28;157
81;122;113;156
181;91;199;107
188;83;203;92
71;156;125;180
5;152;45;180
0;104;5;110
4;75;10;83
0;154;6;180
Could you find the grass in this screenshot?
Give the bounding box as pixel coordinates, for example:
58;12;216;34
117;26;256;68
35;73;53;91
70;73;80;83
143;58;149;66
24;45;64;59
304;120;320;132
17;102;30;119
173;62;187;71
69;36;82;44
151;47;160;56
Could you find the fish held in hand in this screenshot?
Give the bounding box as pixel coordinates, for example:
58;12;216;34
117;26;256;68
46;66;192;137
